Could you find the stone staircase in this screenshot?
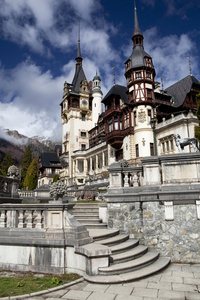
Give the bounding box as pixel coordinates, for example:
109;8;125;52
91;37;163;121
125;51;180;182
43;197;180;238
72;203;170;283
72;203;107;229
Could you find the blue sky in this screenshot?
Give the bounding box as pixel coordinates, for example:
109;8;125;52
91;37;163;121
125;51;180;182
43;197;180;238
0;0;199;141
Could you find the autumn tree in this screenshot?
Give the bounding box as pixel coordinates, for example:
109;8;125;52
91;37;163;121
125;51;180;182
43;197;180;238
23;158;38;190
53;174;60;182
20;145;32;187
1;150;14;176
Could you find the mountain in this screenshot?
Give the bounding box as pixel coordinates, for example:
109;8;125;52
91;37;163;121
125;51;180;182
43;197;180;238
0;129;61;165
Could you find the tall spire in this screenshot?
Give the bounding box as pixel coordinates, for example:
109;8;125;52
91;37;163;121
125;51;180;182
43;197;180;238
76;21;82;65
132;1;143;48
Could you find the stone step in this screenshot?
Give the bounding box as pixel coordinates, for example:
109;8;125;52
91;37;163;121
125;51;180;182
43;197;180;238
83;223;107;229
76;219;102;225
73;213;99;218
110;239;139;254
84;257;170;284
111;245;148;264
88;229;120;241
98;251;159;275
94;234;129;247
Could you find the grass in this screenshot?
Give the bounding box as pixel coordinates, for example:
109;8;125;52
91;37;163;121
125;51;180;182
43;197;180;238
0;272;81;298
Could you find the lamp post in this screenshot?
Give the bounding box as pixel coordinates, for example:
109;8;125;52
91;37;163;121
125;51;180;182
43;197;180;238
150;118;157;156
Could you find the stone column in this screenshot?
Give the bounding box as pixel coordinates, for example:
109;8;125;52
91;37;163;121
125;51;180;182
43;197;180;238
96;155;98;171
102;152;105;167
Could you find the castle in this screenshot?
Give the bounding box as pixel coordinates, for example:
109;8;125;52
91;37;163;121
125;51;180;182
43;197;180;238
59;3;200;186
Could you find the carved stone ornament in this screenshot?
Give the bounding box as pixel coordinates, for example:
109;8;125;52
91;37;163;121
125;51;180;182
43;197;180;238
7;165;19;178
121;159;129;168
138;110;146;123
49;180;68;201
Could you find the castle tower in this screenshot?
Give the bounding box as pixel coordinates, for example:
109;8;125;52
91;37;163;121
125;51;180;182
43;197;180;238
60;28;93;184
92;71;103;127
125;2;156;157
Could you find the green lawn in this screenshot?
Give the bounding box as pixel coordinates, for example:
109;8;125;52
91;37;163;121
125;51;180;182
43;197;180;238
0;273;81;298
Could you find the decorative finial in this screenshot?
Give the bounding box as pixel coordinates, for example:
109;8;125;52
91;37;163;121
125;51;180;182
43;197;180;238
112;66;116;85
161;73;164;91
77;20;82;59
187;56;192;76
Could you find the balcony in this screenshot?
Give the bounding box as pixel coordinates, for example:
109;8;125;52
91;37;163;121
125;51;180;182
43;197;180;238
106;127;134;149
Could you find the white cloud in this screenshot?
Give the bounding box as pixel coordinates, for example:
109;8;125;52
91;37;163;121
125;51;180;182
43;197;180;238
143;27;198;87
0;60;65;140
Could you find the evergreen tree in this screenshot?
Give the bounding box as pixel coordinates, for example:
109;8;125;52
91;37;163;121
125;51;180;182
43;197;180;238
21;145;32;187
195;93;200;141
0;153;2;175
23;158;38;190
1;150;14;176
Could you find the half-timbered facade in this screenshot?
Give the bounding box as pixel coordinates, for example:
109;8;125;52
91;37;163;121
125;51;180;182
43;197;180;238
59;3;200;186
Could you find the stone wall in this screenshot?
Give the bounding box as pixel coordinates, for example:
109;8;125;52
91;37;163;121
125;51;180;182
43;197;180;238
107;200;200;263
142;201;200;263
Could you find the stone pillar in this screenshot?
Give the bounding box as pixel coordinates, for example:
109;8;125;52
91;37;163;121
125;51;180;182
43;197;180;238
96;155;98;170
84;159;87;174
102;152;105;167
90;157;92;172
164;201;174;220
196;201;200;220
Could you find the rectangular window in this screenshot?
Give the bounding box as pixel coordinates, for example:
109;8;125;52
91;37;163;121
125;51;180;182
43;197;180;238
136;144;139;157
146;72;151;79
147;89;151;99
134;111;137;126
150;143;154;156
81;131;86;137
170;139;174;150
81;144;86;151
166;141;169;151
136;72;141;79
162;142;165;153
82;113;86;121
148;109;151;123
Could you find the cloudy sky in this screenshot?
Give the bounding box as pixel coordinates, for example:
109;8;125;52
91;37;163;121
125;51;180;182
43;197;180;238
0;0;199;141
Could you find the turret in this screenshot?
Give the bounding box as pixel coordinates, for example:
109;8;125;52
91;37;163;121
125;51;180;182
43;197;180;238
92;71;103;127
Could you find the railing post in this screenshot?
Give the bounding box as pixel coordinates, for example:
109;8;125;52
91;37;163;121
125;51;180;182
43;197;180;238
27;210;33;228
124;172;129;187
0;210;6;228
35;210;43;229
18;210;24;228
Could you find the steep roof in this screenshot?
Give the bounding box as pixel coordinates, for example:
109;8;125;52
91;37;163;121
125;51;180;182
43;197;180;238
71;65;88;93
39;152;61;169
102;84;128;104
166;75;200;108
126;46;152;69
132;1;143;38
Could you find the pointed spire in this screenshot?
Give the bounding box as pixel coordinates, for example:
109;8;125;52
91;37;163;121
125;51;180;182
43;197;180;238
76;21;82;65
132;1;143;48
133;1;142;36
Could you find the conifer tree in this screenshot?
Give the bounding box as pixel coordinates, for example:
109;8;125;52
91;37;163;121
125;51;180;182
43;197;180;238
1;150;14;176
23;158;38;190
21;145;32;187
0;153;2;175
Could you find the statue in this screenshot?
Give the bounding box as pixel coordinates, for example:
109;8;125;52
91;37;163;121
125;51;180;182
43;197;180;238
7;165;19;178
49;180;68;201
174;134;199;153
